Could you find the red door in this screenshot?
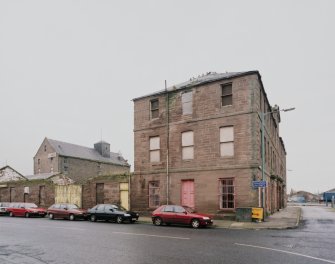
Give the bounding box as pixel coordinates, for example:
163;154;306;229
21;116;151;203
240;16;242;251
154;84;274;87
181;180;194;208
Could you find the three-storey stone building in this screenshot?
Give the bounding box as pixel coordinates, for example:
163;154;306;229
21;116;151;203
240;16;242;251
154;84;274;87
132;71;287;215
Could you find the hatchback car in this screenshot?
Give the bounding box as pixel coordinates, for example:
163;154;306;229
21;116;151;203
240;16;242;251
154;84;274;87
6;203;47;218
47;203;87;221
0;202;10;216
88;204;139;223
152;205;213;228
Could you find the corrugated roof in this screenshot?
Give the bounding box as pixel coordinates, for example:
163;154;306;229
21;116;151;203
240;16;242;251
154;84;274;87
47;139;129;167
133;71;258;101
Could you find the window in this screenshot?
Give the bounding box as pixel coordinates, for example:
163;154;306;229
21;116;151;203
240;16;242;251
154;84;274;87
149;136;160;162
174;206;186;213
37;159;40;165
219;178;235;209
148;181;160;207
182;91;192;115
44;145;47;152
150;99;159;119
182;131;194;160
220;126;234;157
163;205;174;212
221;83;232;106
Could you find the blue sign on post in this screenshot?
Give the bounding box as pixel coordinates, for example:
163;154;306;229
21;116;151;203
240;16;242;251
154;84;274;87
252;181;267;189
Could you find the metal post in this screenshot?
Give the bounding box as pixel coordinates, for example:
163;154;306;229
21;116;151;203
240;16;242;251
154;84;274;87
261;112;266;210
165;80;170;205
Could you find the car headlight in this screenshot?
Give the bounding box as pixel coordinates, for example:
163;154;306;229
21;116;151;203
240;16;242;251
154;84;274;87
136;213;139;216
124;214;131;217
203;217;210;220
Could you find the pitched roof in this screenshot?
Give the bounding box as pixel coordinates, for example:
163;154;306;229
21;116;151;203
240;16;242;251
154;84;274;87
325;188;335;193
47;138;129;167
25;172;59;180
133;71;259;101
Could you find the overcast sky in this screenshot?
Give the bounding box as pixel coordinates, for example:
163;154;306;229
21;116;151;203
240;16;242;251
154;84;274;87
0;0;334;194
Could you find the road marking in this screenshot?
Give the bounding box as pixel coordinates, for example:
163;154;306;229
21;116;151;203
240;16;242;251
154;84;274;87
235;243;335;264
113;232;190;240
0;221;86;231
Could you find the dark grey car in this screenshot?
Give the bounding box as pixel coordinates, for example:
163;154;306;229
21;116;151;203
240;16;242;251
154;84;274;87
87;204;139;223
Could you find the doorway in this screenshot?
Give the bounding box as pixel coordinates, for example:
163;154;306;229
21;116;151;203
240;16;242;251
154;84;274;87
181;180;195;208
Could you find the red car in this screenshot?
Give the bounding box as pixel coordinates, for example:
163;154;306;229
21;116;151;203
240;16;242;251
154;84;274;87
47;203;87;221
7;203;47;218
152;205;213;228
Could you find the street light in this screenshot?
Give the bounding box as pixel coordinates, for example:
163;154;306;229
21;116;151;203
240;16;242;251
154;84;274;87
260;107;295;212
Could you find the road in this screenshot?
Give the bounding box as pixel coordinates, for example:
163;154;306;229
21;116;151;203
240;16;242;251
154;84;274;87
0;205;335;264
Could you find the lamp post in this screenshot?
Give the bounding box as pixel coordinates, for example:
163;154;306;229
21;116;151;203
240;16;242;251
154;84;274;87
260;107;295;211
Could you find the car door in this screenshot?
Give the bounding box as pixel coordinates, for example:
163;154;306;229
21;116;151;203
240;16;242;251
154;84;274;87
95;205;105;220
173;206;189;224
16;203;25;217
161;205;175;224
59;204;68;218
50;204;61;218
104;205;116;221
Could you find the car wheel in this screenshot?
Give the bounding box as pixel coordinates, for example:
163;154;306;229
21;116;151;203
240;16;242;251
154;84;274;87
116;216;123;224
9;212;14;217
90;215;97;222
191;219;200;229
25;212;30;218
153;217;162;226
69;214;75;221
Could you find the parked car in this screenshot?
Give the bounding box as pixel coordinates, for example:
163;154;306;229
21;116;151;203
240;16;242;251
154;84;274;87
6;202;47;218
0;202;10;216
87;204;139;223
152;205;213;228
47;203;87;221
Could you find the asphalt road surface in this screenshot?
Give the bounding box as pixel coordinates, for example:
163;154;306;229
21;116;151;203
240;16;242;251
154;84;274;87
0;205;335;264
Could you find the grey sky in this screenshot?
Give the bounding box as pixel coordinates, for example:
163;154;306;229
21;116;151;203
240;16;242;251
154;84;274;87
0;1;334;194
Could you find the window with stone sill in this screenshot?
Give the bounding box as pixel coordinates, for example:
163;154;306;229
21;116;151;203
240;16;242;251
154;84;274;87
221;83;232;106
219;178;235;209
148;181;160;208
182;91;193;115
150;99;159;119
220;126;234;157
182;131;194;160
149;136;160;162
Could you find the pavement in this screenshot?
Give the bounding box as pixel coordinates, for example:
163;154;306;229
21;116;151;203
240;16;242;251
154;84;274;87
138;206;302;230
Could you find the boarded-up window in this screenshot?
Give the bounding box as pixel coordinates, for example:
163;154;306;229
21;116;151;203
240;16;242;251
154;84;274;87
96;183;104;204
220;126;234;157
221;84;232;106
39;185;45;206
150;99;159;119
182;91;193;115
182;131;194;160
150;136;160;162
219;178;235;209
148;181;160;207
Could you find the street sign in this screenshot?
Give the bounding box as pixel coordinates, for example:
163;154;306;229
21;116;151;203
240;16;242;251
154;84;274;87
252;181;267;189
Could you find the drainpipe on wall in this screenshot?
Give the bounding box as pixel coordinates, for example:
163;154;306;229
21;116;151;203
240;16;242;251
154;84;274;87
165;80;170;205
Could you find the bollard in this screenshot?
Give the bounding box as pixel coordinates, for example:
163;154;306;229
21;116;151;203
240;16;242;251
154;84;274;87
332;196;335;208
